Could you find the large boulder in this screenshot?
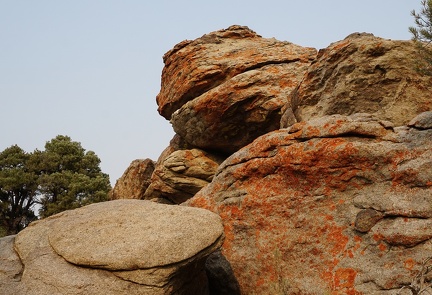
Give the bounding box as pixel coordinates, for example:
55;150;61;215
0;235;22;295
188;112;432;294
285;33;432;128
2;200;224;295
110;158;155;200
158;25;317;154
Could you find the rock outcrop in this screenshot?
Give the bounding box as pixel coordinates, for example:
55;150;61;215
9;25;430;295
188;112;432;294
1;200;224;295
285;33;432;128
111;158;155;200
144;148;224;204
157;25;317;154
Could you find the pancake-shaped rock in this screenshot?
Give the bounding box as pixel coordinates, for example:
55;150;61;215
48;199;223;270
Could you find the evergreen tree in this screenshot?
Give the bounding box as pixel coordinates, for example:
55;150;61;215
410;0;432;75
37;135;111;218
0;135;111;235
0;145;38;235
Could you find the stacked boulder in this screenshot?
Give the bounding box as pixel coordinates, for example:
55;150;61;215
114;26;432;294
140;25;317;204
110;158;155;200
157;25;317;154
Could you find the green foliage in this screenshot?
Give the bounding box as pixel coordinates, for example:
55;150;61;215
0;136;111;235
37;136;111;218
410;0;432;75
0;145;39;235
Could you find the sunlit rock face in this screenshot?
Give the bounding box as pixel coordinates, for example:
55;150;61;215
0;200;224;295
110;158;155;200
157;25;317;154
188;112;432;294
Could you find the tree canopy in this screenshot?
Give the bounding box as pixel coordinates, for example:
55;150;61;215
410;0;432;75
0;135;111;235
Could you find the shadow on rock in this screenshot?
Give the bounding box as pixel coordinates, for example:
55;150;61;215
206;250;241;295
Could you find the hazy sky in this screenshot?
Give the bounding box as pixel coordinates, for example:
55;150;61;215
0;1;421;185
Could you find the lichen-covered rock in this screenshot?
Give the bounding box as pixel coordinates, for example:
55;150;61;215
287;33;432;127
188;112;432;294
158;25;316;153
110;159;155;200
144;148;224;204
3;200;224;295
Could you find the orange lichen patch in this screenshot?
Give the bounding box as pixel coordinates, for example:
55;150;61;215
404;258;415;270
373;233;384;242
220;223;235;250
327;225;349;256
378;243;387;252
304;125;322;138
219;204;244;221
325;215;334;221
256;277;265;287
327;119;348;135
334;268;358;290
187;194;213;210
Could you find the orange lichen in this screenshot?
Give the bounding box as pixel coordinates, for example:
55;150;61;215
334;268;358;290
404;258;416;270
378;243;387;252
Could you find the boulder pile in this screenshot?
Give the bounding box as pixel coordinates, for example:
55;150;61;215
3;25;432;295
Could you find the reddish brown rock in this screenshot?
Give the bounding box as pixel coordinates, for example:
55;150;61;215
158;25;316;154
187;112;432;294
287;33;432;127
111;159;155;200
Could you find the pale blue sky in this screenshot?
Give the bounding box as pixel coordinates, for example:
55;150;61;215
0;1;421;184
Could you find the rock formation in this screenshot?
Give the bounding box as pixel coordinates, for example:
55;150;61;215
152;27;431;294
187;112;432;294
4;25;432;295
285;33;432;128
111;158;155;200
0;200;224;295
144;148;224;204
157;25;317;154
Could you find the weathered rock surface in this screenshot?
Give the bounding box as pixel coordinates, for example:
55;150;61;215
157;25;316;153
287;33;432;127
144;148;224;204
188;112;432;294
0;235;22;295
110;158;155;200
2;200;224;295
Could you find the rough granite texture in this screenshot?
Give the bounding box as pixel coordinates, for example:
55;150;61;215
143;148;224;204
110;158;155;200
157;25;316;154
287;33;432;127
1;200;224;295
188;112;432;294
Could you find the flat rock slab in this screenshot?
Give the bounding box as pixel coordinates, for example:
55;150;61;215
49;199;224;270
7;200;223;294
